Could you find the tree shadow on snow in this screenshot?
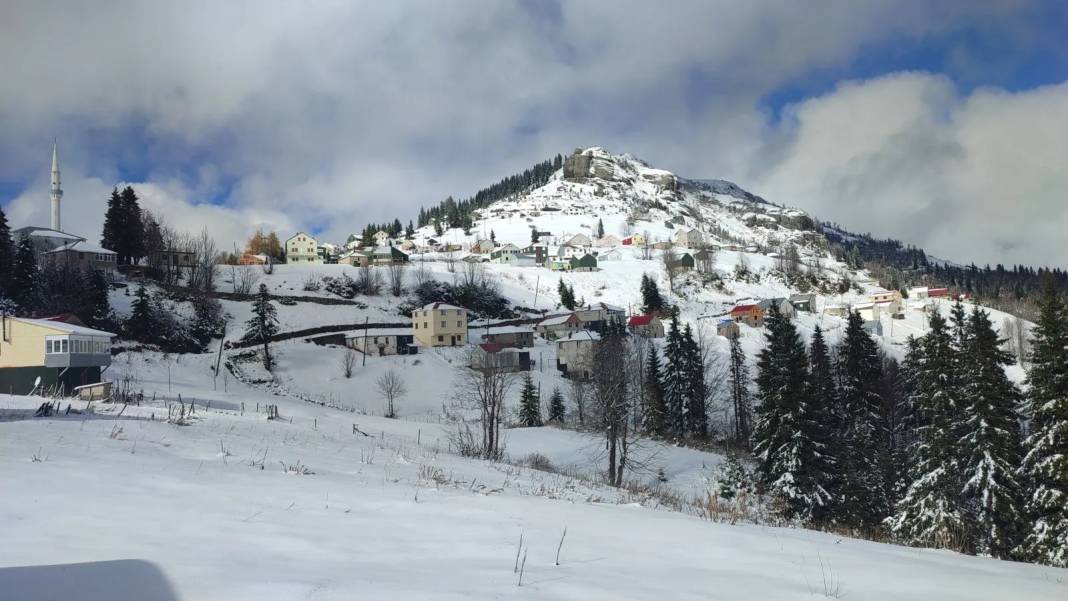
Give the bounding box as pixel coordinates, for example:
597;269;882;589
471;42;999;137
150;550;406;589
0;559;181;601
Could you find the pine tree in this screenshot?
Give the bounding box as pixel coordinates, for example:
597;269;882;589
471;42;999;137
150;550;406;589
530;228;538;244
807;325;839;522
490;229;496;243
119;186;145;265
640;273;664;315
752;305;830;522
84;268;112;329
662;316;687;436
101;187;122;256
244;284;279;370
548;387;566;423
836;311;889;528
557;280;576;310
727;335;752;449
1017;278;1068;566
596;218;605;238
405;220;415;239
518;374;542;427
683;324;707;437
958;306;1025;559
10;236;39;311
126;284;158;342
0;206;13;299
887;310;966;549
642;345;667;435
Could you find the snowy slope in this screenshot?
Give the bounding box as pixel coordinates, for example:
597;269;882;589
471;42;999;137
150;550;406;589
2;391;1064;601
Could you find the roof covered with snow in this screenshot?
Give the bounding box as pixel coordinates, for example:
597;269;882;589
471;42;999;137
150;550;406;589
12;317;115;337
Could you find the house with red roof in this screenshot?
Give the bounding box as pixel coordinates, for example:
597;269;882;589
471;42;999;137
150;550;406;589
627;314;664;337
730;303;765;327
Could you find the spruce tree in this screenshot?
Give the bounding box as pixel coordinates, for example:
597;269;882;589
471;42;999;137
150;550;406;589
10;236;39;311
84;268;112;329
244;284;279;370
642;345;666;435
837;311;889;528
807;325;839;523
101;187;122;256
662;316;687;436
640;273;664;315
752;305;830;522
557;280;576;310
959;306;1025;559
1017;278;1068;566
596;218;605;238
0;206;13;299
727;335;752;449
119;186;145;265
683;324;707;437
518;374;542;427
548;387;566;423
126;285;158;342
887;310;966;549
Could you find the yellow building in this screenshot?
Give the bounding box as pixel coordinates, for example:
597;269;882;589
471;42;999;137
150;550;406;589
285;232;322;264
412;303;468;347
0;316;115;395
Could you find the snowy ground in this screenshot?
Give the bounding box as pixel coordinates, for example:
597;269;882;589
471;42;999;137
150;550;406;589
2;388;1064;600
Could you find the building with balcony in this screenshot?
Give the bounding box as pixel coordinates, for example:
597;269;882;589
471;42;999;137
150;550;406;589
0;316;116;395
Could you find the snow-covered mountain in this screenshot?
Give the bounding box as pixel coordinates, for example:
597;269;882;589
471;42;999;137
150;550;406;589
446;146;816;253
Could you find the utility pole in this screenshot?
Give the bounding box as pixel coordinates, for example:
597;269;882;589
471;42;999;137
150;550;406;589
362;316;369;367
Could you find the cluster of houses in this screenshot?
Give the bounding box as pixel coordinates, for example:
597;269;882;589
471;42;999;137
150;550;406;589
721;294;817;338
237;231;413;267
335;299;674;379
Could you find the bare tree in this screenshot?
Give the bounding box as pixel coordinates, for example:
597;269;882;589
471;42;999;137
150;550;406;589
443;248;458;273
413;258;433;287
232;263;260;295
387;261;407;297
356;263;383;295
569;377;587;427
696;245;716;273
341;349;357;379
640;230;653;260
376;369;407;418
453;348;517;459
188;228;218;292
661;248;678;292
591;321;629;485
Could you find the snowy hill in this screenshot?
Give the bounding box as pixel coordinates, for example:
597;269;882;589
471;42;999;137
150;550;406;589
2;387;1063;600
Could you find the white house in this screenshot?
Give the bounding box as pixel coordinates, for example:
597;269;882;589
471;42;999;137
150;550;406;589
563;233;593;248
555;330;600;378
285;232;322;264
598;248;623;261
374;230;391;245
674;228;704;248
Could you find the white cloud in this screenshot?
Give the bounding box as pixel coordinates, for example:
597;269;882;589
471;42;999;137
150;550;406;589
751;73;1068;267
0;0;1059;266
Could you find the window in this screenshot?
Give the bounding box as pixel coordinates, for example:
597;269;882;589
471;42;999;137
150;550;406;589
441;321;446;328
61;339;68;353
437;336;443;342
423;322;427;329
414;323;418;329
457;321;462;327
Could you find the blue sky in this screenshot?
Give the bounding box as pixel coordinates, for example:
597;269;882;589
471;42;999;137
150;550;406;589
1;1;1066;266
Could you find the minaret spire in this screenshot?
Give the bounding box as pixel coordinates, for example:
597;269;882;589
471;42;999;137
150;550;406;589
50;139;63;231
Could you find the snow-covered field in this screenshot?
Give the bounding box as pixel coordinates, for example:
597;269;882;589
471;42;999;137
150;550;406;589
2;387;1064;600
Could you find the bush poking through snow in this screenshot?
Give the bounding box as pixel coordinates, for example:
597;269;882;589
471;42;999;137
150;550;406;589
280;460;315;475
